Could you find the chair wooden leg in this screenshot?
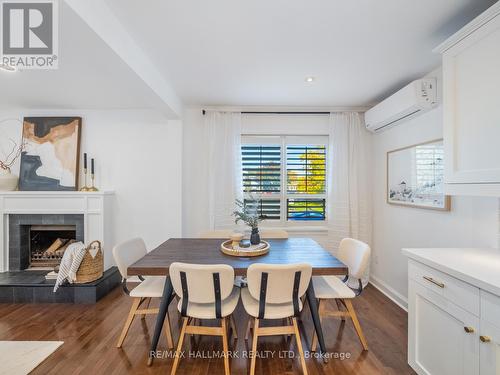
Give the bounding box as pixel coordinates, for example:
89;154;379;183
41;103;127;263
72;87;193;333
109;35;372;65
141;298;151;319
311;299;323;352
190;318;197;337
245;318;252;341
344;299;368;350
171;317;188;375
250;318;259;375
163;313;174;349
116;297;141;348
292;317;308;375
311;330;317;352
229;315;238;339
221;317;231;375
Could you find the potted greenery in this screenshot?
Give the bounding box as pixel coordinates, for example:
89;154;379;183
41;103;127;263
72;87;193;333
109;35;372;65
233;197;265;245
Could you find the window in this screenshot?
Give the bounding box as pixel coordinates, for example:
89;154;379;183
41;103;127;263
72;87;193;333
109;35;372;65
241;135;328;224
287;198;326;221
286;145;326;194
242;145;281;193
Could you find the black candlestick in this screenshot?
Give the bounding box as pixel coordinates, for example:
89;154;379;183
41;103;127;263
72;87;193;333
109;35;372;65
83;153;87;169
89;158;98;191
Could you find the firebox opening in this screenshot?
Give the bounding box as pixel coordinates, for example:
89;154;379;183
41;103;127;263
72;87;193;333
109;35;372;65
29;225;77;268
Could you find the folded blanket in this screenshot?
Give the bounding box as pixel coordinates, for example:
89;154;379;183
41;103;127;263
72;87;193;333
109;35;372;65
53;241;87;292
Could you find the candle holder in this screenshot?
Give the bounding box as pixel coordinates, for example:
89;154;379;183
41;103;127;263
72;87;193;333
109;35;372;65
80;168;90;191
88;173;98;192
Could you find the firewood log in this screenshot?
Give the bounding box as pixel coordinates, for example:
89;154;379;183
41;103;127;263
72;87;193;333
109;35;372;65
44;238;68;255
55;239;76;256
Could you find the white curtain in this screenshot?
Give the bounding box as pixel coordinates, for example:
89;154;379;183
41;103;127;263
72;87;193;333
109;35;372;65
327;112;372;286
205;111;243;230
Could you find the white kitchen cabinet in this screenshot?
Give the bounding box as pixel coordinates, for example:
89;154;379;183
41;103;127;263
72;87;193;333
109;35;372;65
404;248;500;375
435;3;500;196
479;319;500;375
480;291;500;375
409;280;480;375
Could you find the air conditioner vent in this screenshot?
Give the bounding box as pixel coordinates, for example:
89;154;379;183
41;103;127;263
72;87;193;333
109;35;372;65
365;78;437;133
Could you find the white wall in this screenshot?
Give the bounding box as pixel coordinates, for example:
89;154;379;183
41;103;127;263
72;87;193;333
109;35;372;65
0;109;182;252
370;69;499;309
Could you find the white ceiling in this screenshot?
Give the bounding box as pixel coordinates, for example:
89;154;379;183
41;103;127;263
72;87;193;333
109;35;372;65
105;0;497;107
0;1;166;111
1;0;496;111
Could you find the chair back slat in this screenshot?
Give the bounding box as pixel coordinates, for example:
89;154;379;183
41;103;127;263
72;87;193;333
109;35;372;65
112;238;147;279
337;238;371;280
247;263;312;305
259;229;289;239
198;230;234;238
170;262;235;304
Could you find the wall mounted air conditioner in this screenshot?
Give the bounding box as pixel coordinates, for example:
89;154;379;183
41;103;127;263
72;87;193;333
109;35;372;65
365;78;437;133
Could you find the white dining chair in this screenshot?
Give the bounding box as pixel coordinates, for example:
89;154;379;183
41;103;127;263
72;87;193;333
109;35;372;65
311;238;370;351
259;229;289;239
198;229;234;238
241;263;312;375
169;262;240;375
234;230;289;288
112;238;174;349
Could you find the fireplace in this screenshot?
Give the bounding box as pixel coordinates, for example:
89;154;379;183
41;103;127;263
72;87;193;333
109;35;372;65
9;214;84;271
30;225;77;268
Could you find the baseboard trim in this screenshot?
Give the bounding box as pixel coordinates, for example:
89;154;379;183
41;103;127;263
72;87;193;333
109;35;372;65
369;275;408;312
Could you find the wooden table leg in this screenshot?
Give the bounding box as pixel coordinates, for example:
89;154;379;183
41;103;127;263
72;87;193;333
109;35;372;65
148;276;174;366
306;281;328;363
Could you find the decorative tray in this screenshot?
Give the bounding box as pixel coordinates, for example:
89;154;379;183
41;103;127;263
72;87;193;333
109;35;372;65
220;240;270;257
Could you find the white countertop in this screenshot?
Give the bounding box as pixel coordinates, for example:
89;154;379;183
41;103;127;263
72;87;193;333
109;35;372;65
402;248;500;296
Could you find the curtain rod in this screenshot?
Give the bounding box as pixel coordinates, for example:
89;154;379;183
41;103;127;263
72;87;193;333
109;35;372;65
201;110;330;115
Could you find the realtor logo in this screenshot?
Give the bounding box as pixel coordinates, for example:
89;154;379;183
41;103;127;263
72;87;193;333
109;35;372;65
1;0;58;69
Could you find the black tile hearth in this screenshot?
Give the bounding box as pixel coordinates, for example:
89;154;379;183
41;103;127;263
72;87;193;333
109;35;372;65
0;267;121;303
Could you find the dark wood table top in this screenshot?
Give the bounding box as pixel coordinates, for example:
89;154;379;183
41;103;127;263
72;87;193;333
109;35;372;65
128;238;347;276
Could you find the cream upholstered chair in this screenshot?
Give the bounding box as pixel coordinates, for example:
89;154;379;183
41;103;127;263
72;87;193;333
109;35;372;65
259;229;289;239
169;263;240;375
112;238;174;349
234;230;289;288
242;263;312;375
311;238;370;351
198;230;234;238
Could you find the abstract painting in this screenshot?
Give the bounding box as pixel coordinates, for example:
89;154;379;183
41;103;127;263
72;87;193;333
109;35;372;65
19;117;81;191
387;139;450;210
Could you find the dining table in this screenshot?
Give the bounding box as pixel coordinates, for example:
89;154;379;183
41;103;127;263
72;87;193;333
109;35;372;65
127;237;348;365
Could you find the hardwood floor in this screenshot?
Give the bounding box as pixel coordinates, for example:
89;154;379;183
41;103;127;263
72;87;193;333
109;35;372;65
0;284;415;374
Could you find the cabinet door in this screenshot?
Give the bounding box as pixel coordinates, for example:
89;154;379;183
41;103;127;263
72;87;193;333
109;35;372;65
442;13;500;185
409;280;480;375
480;320;500;375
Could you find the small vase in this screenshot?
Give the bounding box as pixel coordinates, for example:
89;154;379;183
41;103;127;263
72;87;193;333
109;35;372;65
0;168;18;191
250;227;260;245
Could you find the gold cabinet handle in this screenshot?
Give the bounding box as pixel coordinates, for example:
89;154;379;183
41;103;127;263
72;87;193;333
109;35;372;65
480;336;491;343
423;276;445;288
464;327;475;333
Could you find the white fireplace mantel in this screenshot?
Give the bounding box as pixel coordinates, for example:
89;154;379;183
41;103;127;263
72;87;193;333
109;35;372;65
0;191;115;272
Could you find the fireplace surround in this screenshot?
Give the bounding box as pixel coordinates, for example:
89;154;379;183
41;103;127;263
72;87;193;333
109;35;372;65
0;191;115;272
0;191;120;303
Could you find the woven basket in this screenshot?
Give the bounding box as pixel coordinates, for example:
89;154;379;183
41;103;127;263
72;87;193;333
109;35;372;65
75;240;104;284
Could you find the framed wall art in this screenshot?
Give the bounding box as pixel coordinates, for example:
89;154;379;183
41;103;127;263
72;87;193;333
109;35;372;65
19;117;82;191
387;139;450;210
